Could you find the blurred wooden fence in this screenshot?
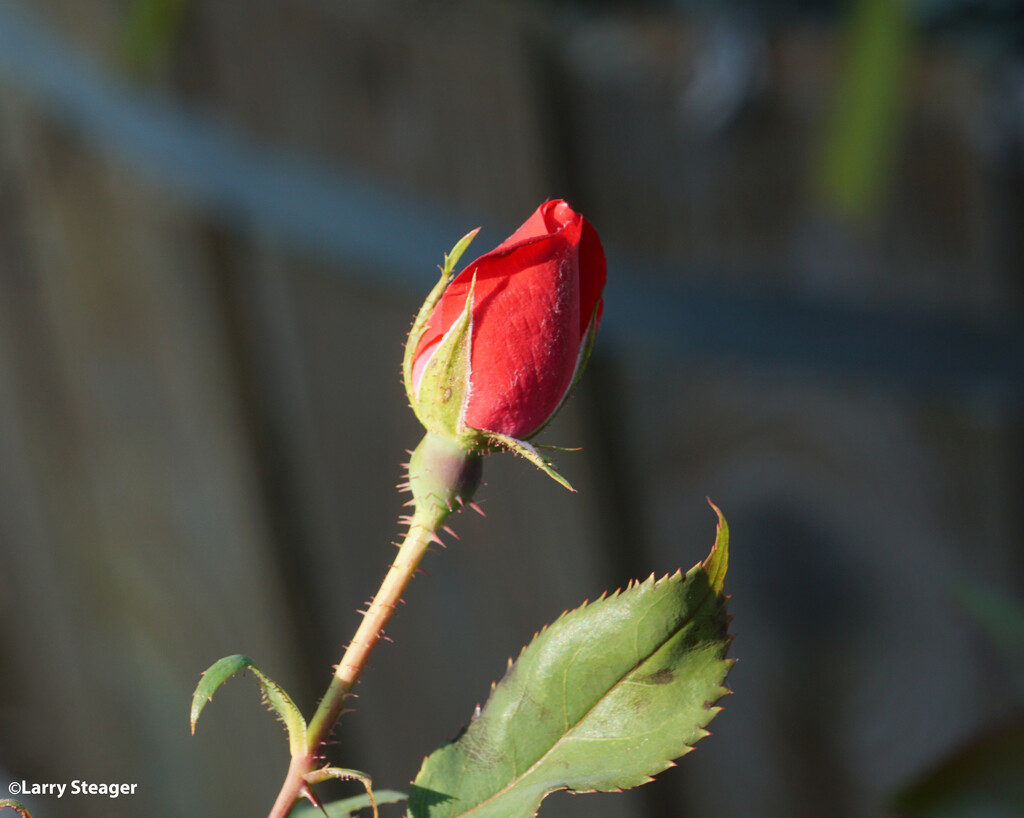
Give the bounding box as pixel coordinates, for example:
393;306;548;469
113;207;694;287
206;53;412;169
0;2;1021;818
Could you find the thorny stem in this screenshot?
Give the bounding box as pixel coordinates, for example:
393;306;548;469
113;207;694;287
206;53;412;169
267;433;480;818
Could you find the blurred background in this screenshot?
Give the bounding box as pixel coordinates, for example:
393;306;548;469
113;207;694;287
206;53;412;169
1;0;1023;816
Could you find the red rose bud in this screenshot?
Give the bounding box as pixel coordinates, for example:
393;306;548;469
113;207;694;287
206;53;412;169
403;200;606;488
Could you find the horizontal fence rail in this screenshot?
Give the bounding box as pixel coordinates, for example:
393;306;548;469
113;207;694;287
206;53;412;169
1;0;1021;401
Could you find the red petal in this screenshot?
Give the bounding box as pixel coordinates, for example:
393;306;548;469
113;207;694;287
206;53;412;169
412;200;606;438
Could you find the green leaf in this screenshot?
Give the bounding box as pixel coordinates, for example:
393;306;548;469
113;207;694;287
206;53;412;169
409;511;732;818
0;800;33;817
291;791;408;818
190;654;307;758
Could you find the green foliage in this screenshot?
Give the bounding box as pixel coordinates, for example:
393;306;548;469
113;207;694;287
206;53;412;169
891;582;1024;816
119;0;188;77
190;654;307;757
818;0;911;219
409;508;732;818
956;580;1024;695
890;719;1024;816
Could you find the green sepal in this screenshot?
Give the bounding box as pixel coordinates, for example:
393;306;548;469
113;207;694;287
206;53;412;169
443;228;481;279
409;509;732;818
404;228;479;412
0;800;33;817
485;431;574;492
703;499;728;594
190;654;308;759
414;276;480;446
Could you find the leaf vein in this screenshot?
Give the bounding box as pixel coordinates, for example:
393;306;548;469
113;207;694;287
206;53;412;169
453;574;722;816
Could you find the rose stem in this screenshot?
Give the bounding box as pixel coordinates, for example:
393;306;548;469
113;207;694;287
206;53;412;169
267;433;479;818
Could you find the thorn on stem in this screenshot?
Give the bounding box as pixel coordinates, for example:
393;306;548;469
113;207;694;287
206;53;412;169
299;784;323;812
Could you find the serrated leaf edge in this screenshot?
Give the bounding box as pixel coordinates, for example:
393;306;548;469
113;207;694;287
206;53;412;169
413;520;732;818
